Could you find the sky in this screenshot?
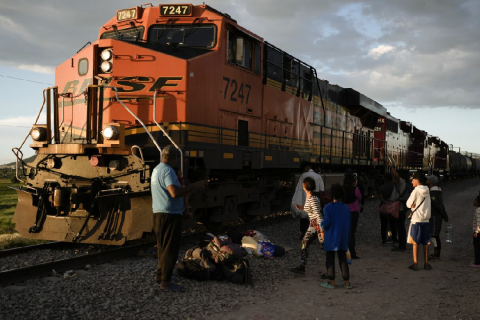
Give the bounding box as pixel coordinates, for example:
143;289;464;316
1;0;479;164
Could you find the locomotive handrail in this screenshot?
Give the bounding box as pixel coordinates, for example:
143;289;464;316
11;148;26;184
103;85;163;158
153;89;184;175
131;145;145;165
12;86;58;183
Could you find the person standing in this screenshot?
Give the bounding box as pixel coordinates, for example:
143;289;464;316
406;171;432;271
343;173;362;259
471;194;480;268
321;183;352;289
151;145;207;291
290;177;323;274
390;166;408;252
426;175;449;261
378;173;398;244
292;161;324;240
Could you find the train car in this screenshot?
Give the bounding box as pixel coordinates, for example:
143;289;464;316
9;3;476;245
431;137;449;180
448;150;468;179
10;3;384;244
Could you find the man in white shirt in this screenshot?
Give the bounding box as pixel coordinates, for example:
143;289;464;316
291;161;324;239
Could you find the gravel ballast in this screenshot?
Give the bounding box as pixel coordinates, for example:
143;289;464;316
1;179;479;319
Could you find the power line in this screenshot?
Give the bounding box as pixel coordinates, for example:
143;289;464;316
0;124;32;128
0;74;53;86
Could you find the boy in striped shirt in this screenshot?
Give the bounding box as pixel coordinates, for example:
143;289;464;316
290;177;323;274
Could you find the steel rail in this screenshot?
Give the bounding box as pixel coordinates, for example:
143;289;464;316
0;242;155;286
0;242;63;259
0;212;293;286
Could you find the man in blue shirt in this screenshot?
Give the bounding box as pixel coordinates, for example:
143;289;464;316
151;145;207;291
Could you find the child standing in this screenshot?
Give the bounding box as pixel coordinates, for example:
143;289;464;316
290;177;323;274
320;183;352;289
471;194;480;268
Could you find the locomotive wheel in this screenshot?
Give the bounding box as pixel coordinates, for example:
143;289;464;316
202;221;224;232
238;203;259;223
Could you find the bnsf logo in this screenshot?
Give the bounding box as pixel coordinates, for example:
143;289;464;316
61;76;183;94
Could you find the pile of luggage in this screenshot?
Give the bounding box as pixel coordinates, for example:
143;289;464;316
177;227;286;286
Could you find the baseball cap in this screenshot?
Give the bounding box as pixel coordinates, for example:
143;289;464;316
426;175;439;184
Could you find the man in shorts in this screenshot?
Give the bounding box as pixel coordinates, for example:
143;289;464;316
406;171;432;271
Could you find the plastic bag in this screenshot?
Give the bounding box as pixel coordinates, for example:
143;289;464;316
243;230;268;242
257;240;275;259
241;236;258;252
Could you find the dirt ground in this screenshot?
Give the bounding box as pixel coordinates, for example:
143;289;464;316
220;179;480;320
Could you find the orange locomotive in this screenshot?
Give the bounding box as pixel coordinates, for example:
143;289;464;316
11;3;445;244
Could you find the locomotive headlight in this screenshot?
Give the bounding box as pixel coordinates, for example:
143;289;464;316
102;125;119;140
31;126;47;141
100;49;113;61
100;61;113;73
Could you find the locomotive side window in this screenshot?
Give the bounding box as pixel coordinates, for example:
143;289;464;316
227;30;235;63
101;26;144;42
254;44;261;75
148;25;217;48
78;59;88;76
235;37;252;69
227;29;260;73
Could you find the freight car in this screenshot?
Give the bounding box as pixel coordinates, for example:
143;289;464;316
10;3;477;245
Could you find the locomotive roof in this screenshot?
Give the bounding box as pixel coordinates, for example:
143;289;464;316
337;88;387;129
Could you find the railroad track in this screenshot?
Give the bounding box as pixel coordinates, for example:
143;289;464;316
0;241;64;259
0;212;292;286
0;241;155;286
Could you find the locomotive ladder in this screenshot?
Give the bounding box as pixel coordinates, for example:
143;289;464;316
104;85;184;175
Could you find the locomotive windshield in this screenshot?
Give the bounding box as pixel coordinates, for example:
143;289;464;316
101;26;145;42
147;25;216;48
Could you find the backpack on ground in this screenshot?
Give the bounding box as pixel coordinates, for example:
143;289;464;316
221;259;253;286
177;259;210;281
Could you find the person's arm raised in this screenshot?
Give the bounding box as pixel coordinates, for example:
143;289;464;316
167;180;208;198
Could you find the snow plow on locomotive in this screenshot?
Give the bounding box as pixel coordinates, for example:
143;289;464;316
10;3;478;245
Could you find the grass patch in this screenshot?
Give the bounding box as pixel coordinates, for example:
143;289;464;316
0;178;50;249
0;233;47;250
0;178;19;234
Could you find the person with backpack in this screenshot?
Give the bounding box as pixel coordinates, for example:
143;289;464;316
390;165;408;252
406;171;432;271
378;173;398;244
426;175;449;261
289;177;323;275
343;173;362;259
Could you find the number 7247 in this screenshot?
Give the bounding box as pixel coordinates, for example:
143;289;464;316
223;77;251;105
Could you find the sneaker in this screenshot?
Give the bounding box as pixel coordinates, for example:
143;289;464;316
320;273;329;279
470;263;480;268
408;263;419;271
290;265;305;274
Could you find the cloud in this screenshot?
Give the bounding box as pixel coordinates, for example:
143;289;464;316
17;64;55;74
0;0;478;157
368;45;395;59
0;115;43;127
